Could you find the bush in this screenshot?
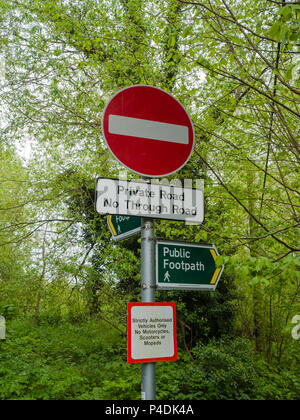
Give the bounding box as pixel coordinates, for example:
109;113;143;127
0;319;125;400
0;303;16;319
0;321;299;400
157;337;300;400
154;338;258;400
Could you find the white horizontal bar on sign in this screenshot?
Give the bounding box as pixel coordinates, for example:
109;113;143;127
108;114;189;144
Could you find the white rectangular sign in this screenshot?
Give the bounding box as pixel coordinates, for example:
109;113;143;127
127;302;177;364
95;178;204;223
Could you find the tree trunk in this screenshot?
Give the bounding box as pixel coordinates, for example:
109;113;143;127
248;172;265;353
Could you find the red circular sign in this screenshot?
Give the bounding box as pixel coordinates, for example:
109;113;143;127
102;85;194;177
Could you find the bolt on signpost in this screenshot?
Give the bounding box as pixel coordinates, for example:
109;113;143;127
99;85;204;400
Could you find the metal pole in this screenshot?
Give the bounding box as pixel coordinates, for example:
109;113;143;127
141;216;156;400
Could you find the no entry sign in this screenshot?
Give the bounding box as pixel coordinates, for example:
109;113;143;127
127;302;177;364
102;85;194;177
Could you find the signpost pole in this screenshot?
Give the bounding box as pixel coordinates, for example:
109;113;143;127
141;216;156;400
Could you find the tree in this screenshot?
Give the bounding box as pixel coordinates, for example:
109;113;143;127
0;0;298;360
175;0;299;356
0;145;35;315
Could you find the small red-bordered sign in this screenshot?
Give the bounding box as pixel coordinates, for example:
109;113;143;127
127;302;177;364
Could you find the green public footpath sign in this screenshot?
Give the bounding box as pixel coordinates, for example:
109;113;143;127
156;239;224;291
107;215;141;241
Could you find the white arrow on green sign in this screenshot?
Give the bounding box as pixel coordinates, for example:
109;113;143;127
107;215;141;241
156;239;224;291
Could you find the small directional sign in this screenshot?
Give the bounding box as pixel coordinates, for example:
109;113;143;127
156;239;224;291
107;215;141;241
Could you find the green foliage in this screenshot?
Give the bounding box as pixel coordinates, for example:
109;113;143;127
158;272;236;347
0;319;129;400
269;4;300;45
0;303;16;319
0;0;299;401
157;338;300;400
1;320;299;400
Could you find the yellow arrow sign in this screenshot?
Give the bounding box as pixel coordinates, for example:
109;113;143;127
210;249;222;285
